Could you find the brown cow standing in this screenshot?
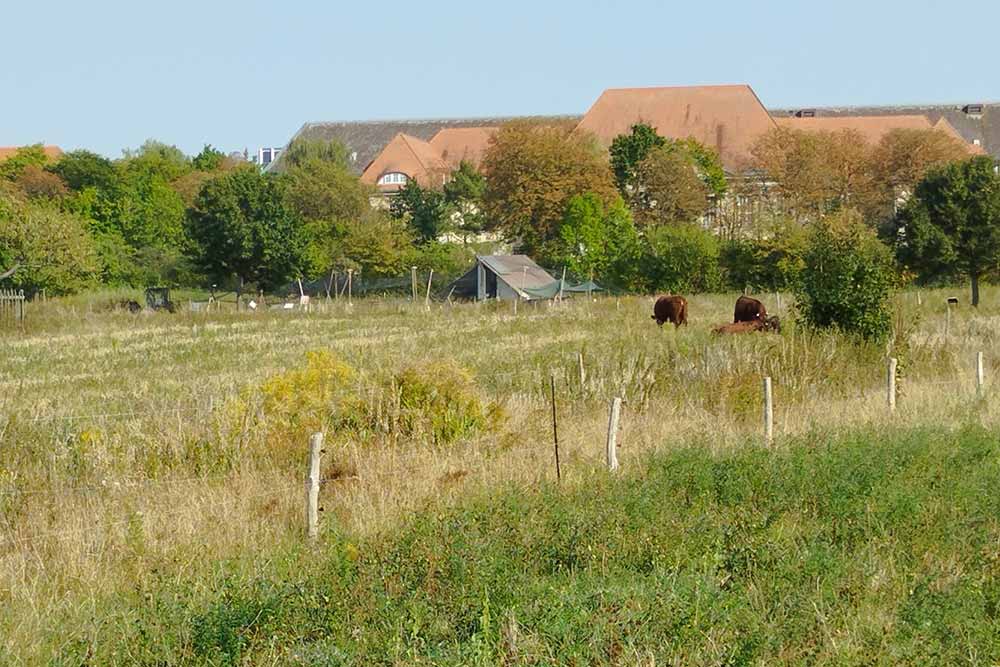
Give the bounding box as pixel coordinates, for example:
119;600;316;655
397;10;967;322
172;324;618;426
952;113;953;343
734;295;767;323
651;295;688;328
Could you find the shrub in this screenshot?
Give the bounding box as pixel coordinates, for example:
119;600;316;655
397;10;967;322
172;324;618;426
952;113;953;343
636;223;721;294
719;216;808;291
389;361;503;445
250;351;357;465
796;210;895;342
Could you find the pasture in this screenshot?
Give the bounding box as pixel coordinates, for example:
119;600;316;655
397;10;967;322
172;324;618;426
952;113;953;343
2;288;1000;663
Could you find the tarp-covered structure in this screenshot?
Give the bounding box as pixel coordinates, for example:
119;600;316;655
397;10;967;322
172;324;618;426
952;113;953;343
450;255;602;301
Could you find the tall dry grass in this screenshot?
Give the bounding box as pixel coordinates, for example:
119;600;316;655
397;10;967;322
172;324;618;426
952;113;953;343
0;286;997;660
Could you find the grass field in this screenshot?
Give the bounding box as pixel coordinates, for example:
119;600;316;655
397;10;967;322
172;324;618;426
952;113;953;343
2;287;999;664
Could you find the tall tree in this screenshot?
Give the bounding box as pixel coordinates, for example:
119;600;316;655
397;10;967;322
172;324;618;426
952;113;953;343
631;145;711;225
482;121;616;257
285;157;370;223
886;156;1000;307
871;128;971;209
192;144;226;172
443;161;487;237
556;193;638;283
390;179;449;243
609;123;666;194
0;145;51;181
187;167;307;292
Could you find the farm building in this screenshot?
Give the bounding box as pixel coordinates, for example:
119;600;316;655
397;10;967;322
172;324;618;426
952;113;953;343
450;255;601;301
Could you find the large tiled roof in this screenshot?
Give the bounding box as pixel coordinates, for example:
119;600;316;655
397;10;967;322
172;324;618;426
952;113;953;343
775;114;982;153
769;104;999;158
575;84;777;170
269;116;578;175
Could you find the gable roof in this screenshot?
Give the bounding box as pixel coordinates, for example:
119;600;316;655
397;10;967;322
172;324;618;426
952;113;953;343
575;84;777;170
359;133;450;190
0;145;63;162
428;127;497;169
775;114;983;153
479;254;555;291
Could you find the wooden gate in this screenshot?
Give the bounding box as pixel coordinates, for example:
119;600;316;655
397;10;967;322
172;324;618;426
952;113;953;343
0;289;25;325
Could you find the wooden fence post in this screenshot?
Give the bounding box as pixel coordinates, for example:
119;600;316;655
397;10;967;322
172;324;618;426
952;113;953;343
410;266;418;302
763;377;773;446
424;269;433;311
549;376;561;482
945;302;952;337
577;351;586;389
976;351;984;398
347;269;353;306
887;357;897;413
606;397;621;471
306;432;324;539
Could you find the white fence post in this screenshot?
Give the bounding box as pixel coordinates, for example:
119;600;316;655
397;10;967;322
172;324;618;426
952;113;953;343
763;377;773;446
306;432;324;539
976;351;984;398
887;357;898;413
606;397;622;471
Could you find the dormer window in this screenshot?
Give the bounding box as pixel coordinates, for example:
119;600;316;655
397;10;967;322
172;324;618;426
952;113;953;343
794;109;816;118
963;104;984;115
378;172;408;185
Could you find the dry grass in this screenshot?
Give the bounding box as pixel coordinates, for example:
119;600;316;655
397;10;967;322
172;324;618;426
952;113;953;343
0;286;996;660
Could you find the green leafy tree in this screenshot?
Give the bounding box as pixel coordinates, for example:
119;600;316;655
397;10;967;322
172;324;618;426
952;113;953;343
678;137;728;198
187;168;307;292
0;145;51;181
443;161;487;236
390;179;449;242
121;140;191;182
192;144;226;172
286;157;370;223
632;145;711;225
329;213;413;278
886;156;1000;307
719;215;809;291
47;150;118;192
609;123;666;193
0;194;99;294
556;193;638;283
282;139;352;170
798;210;895;342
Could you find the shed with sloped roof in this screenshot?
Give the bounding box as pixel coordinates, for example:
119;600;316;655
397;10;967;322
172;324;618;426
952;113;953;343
450;255;556;301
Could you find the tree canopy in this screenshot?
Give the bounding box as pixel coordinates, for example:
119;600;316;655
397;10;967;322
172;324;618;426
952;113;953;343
481;121;616;258
187;168;307;291
886;156;1000;306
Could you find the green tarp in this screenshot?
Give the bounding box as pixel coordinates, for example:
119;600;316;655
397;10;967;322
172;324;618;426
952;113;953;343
521;279;603;300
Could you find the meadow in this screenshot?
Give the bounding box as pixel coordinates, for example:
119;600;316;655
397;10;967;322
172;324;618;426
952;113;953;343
1;287;999;664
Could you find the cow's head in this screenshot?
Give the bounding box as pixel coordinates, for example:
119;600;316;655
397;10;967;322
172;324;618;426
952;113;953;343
764;315;781;333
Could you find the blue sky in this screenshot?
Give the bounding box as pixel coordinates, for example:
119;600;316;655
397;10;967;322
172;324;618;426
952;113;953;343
4;0;998;158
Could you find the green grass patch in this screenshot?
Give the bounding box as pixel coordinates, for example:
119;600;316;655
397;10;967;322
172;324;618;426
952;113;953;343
47;424;1000;665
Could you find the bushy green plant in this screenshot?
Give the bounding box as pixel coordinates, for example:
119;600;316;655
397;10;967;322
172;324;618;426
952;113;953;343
635;223;721;294
796;210;895;342
391;360;503;445
719;216;808;291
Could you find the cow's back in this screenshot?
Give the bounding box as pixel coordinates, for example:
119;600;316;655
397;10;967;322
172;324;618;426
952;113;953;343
653;295;688;326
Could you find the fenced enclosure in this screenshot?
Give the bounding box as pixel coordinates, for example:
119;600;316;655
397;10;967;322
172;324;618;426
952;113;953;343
0;289;25;325
2;288;1000;661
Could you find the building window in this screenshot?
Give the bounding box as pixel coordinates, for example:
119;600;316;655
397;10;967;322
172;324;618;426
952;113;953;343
378;172;408;185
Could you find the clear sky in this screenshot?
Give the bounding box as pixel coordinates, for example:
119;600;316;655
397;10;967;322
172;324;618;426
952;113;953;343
4;0;998;158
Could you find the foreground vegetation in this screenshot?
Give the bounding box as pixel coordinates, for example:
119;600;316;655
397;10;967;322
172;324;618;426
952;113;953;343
2;288;1000;663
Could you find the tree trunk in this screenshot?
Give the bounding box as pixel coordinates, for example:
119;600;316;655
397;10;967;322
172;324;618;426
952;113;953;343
971;273;980;308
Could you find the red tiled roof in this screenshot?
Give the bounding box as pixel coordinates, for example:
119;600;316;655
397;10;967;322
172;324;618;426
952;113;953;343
428;127;497;169
360;133;449;191
776;115;983;154
575;84;777;170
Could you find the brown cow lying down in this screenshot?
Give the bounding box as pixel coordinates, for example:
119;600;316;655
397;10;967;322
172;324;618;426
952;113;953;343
651;295;688;327
734;295;767;323
713;316;781;335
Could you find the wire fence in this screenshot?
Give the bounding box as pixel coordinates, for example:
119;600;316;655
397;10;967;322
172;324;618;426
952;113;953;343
0;348;994;551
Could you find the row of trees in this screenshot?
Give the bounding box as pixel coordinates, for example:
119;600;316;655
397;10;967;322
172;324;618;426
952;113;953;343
1;117;997;320
0;141;476;295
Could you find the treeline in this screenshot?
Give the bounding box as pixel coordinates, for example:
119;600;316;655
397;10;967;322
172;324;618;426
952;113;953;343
0;120;996;311
0;141;476;296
